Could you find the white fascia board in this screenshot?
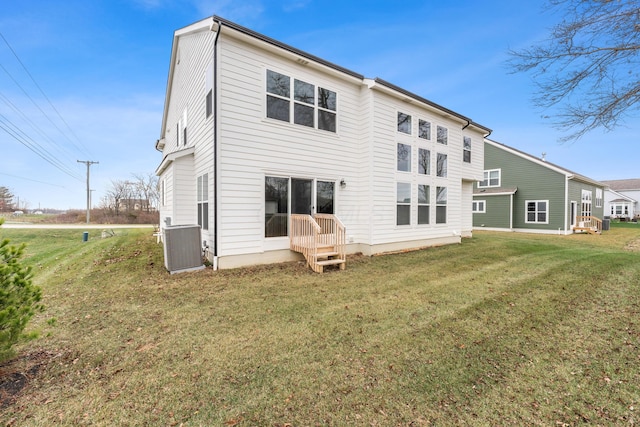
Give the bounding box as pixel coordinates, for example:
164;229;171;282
155;147;195;176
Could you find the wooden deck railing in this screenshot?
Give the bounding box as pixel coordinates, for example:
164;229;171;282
574;216;602;234
290;214;346;273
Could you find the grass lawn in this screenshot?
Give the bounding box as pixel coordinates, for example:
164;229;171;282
1;224;639;426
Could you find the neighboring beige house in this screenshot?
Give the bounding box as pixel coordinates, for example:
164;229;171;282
601;179;640;220
155;15;491;271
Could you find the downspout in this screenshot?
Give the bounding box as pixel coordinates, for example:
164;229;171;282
564;175;569;235
211;19;221;270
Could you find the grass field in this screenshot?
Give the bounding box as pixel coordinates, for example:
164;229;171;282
1;225;639;426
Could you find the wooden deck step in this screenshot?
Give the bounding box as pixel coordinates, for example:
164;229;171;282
316;259;346;266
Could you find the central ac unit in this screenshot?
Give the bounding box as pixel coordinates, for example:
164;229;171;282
163;224;205;274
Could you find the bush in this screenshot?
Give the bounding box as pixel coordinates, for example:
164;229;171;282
0;218;43;361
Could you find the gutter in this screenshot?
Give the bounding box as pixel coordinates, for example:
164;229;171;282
212;18;221;269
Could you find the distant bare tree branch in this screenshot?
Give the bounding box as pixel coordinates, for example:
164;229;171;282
508;0;640;141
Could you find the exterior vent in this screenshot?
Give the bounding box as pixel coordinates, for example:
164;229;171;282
163;225;205;274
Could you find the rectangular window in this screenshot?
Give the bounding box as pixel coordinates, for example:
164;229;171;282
397;112;411;134
526;200;548;223
205;61;213;119
479;169;501;188
463;136;471;163
177;109;188;146
397;143;411;172
418;148;430;175
436;153;447;177
266;70;291;122
418;119;431;140
316;181;334;214
266;69;336;132
317;87;337;132
581;190;592;217
197;174;209;230
265;176;289;237
418;184;430;224
397;182;411;225
436;186;447;224
472;200;486;213
595;188;603;208
294;79;315;127
437;125;447;145
205;90;213;118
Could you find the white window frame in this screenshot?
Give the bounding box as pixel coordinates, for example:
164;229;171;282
472;200;486;213
436;125;448;145
463;136;471;163
525;200;549;224
418;119;431;140
478;169;501;188
418;184;430;225
265;69;337;133
595;188;603;208
397;143;412;172
197;173;209;230
397;112;412;134
397;182;411;226
436;186;447;224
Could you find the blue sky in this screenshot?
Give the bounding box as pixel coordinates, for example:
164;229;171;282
1;0;638;210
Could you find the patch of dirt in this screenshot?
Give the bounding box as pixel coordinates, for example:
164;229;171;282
0;350;55;410
624;238;640;251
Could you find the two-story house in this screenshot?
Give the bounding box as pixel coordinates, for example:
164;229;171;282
155;16;491;271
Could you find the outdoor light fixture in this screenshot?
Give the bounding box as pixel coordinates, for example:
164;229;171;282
340;179;346;188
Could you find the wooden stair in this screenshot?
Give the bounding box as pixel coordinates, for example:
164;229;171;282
573;216;603;235
290;214;346;273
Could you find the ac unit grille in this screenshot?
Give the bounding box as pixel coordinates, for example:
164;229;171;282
163;225;204;274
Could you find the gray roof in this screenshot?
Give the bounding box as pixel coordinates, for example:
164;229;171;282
600;179;640;191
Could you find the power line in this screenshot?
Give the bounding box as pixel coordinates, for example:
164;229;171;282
0;172;67;188
0;113;83;181
0;31;92;158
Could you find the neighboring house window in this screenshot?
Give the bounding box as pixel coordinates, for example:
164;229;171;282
436;186;447;224
595;188;603;208
418;119;431;140
397;112;411;134
611;203;630;217
463;136;471;163
265;176;289;237
418;148;430;175
479;169;501;188
436;125;447;145
436;153;447;177
397;182;411;226
418;184;430;224
197;174;209;230
472;200;486;213
266;69;337;132
526;200;548;224
581;190;592;217
397;143;411;172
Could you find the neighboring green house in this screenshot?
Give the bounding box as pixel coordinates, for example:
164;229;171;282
473;139;605;234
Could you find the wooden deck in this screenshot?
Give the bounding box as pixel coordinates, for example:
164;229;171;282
573;216;602;235
290;214;346;273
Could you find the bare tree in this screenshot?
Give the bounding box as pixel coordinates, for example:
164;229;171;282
103;179;132;216
508;0;640;141
132;173;159;212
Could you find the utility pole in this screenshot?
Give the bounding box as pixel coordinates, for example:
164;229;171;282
77;160;99;223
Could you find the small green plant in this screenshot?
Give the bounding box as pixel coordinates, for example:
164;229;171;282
0;218;44;361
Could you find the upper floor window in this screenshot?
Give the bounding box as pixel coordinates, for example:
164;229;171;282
177;109;187;146
437;126;448;145
418;119;431;140
595;188;603;208
397;112;411;134
266;69;336;132
436;153;447;177
479;169;501;188
418;148;430;175
397;143;411;172
463;136;471;163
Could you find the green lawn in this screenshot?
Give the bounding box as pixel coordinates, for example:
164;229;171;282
2;224;639;426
